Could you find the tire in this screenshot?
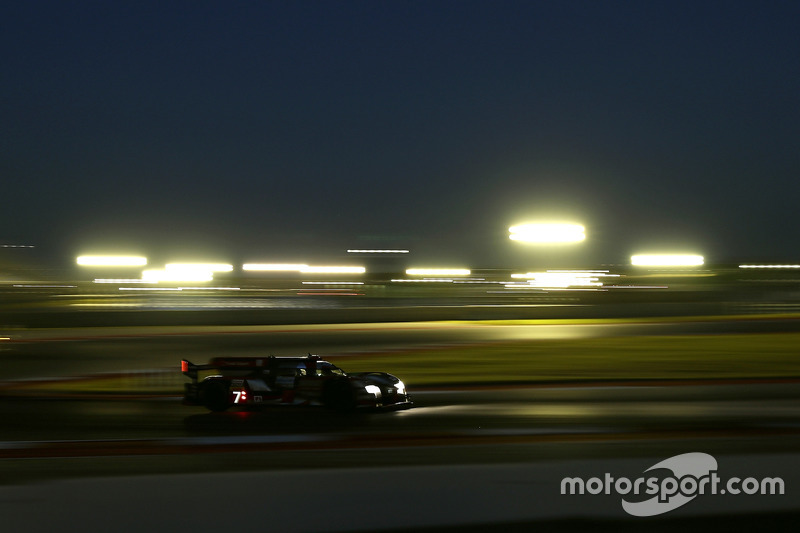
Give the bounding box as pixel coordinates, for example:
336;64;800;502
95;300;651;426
322;380;355;412
201;379;230;412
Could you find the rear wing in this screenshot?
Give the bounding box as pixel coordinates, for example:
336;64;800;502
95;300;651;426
181;357;271;381
180;360;219;381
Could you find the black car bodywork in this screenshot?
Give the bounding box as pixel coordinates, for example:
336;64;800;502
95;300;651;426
181;354;412;412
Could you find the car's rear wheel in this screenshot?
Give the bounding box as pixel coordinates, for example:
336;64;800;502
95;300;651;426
323;380;355;412
201;379;230;412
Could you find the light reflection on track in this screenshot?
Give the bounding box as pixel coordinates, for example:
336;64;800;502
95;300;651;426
2;384;800;453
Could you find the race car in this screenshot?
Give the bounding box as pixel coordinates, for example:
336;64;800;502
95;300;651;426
181;354;412;412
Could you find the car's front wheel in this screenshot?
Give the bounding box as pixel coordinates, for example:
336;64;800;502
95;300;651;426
322;380;355;412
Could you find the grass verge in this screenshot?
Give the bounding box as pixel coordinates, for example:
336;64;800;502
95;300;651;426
3;331;799;395
335;332;800;386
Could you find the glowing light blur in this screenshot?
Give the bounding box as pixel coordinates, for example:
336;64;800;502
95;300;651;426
119;287;182;291
302;281;364;285
507;271;606;289
631;254;704;267
93;279;148;284
178;287;240;291
13;285;76;288
346;249;409;254
77;255;148;267
511;270;612;279
406;269;471;276
119;286;240;291
391;278;454;283
508;223;585;243
242;264;309;271
300;266;366;274
739;264;800;269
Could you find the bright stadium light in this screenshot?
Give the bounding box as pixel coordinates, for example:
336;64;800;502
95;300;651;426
631;254;704;267
406;268;471;276
508;223;585;243
77;255;148;267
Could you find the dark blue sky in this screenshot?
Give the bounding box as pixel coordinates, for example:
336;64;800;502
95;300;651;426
2;1;799;267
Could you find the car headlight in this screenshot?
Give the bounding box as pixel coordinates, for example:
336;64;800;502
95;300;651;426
394;381;406;395
365;384;381;397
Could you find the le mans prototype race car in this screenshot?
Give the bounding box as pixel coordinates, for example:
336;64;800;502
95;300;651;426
181;354;412;412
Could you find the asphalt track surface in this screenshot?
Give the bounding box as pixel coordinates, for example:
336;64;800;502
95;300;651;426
2;383;800;532
3;454;800;533
2;383;800;442
2;386;800;532
2;318;800;531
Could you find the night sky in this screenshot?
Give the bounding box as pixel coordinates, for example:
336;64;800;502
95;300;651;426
2;1;799;268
